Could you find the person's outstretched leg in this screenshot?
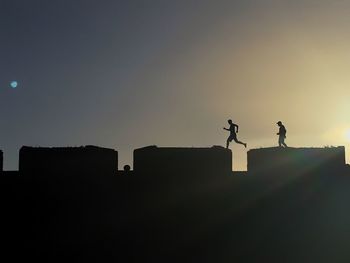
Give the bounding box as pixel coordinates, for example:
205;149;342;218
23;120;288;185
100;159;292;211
234;138;247;148
226;138;230;149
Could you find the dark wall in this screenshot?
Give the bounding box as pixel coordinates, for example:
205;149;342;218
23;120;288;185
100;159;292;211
19;146;118;176
0;150;2;173
248;146;346;174
134;145;232;176
4;145;350;262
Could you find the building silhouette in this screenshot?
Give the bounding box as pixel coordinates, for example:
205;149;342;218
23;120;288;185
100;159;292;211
247;146;346;174
1;144;350;262
19;145;118;177
0;150;2;173
133;145;232;176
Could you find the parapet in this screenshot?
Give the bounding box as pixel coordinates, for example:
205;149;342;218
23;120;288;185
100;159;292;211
133;145;232;175
0;150;2;173
247;146;346;174
19;145;118;176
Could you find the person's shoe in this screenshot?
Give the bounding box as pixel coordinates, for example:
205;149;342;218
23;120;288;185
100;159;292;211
244;143;247;148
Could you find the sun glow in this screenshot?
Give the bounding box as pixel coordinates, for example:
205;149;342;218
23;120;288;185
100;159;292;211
321;125;350;144
345;129;350;142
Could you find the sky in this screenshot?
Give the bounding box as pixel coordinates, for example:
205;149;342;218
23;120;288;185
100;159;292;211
1;0;350;170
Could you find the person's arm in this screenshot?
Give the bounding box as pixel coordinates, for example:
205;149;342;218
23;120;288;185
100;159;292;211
234;124;239;133
223;127;229;131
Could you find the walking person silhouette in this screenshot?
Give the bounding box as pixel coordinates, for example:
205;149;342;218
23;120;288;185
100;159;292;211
223;119;247;149
276;121;287;147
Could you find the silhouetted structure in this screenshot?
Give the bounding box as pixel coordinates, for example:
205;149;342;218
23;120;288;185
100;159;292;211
0;150;2;173
19;145;118;176
248;146;346;174
123;165;131;172
2;144;350;262
134;145;232;176
3;145;235;261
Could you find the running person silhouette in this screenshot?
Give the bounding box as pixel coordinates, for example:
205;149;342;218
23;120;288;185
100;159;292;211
276;121;287;147
223;119;247;149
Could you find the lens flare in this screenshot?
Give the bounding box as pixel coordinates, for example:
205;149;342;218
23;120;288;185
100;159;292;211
10;81;18;89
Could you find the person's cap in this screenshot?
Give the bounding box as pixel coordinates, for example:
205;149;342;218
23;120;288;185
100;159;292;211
277;121;282;125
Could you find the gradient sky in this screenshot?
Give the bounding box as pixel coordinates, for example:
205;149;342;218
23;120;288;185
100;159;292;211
1;0;350;170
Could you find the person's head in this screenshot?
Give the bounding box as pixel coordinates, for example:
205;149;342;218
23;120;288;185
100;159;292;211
228;119;232;124
277;121;282;126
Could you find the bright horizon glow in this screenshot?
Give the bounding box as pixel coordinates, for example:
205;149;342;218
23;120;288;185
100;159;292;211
345;130;350;142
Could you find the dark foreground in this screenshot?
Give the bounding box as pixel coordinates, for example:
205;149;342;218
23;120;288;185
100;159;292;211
2;169;350;263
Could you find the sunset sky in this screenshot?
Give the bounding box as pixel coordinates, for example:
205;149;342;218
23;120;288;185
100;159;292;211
1;0;350;170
